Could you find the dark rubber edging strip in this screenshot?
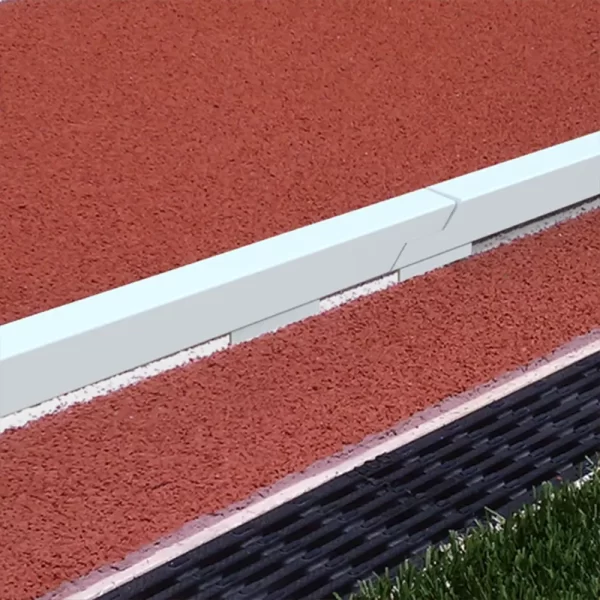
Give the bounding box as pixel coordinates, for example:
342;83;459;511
99;350;600;600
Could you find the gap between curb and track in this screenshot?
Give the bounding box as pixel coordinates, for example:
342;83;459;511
45;333;600;600
1;131;599;418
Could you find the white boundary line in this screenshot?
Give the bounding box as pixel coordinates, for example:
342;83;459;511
55;336;600;600
1;132;599;418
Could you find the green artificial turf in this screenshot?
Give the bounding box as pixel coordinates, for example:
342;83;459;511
335;464;600;600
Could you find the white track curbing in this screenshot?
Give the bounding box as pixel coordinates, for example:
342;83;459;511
1;131;599;418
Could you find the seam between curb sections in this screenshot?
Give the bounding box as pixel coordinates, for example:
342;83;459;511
387;241;408;274
1;131;599;418
426;186;461;229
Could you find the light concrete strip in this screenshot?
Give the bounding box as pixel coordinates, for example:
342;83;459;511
51;334;600;600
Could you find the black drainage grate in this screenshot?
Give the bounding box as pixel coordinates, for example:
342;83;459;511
99;351;600;600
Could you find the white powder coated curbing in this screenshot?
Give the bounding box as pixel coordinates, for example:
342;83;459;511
0;132;599;418
0;189;453;417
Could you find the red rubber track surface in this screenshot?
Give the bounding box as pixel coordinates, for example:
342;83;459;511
1;0;599;323
2;210;600;600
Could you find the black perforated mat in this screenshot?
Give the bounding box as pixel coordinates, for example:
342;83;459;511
98;350;600;600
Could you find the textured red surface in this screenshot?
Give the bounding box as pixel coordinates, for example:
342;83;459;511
1;0;599;323
2;211;600;599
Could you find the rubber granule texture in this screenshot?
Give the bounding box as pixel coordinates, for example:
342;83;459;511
1;0;599;322
97;351;600;600
3;208;600;599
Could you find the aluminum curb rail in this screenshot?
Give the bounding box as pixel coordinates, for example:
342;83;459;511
1;131;599;417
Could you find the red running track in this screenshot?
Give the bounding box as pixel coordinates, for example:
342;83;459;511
1;0;599;323
2;210;600;600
